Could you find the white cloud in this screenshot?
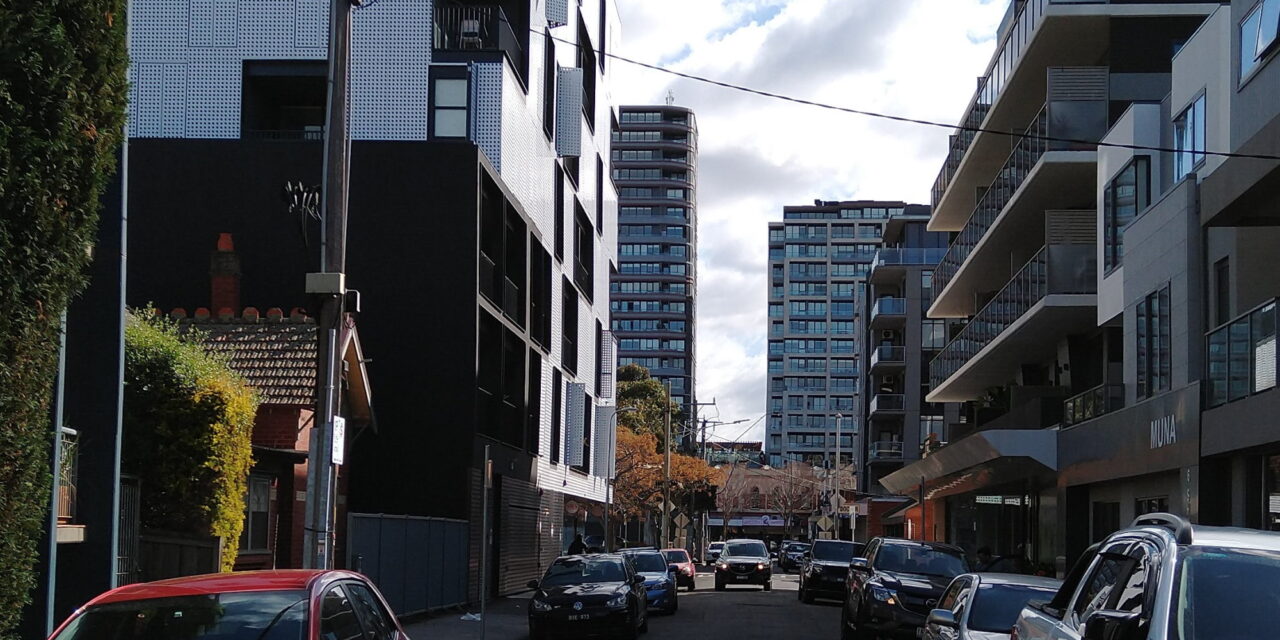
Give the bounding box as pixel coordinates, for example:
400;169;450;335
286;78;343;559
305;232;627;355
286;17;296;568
612;0;1005;444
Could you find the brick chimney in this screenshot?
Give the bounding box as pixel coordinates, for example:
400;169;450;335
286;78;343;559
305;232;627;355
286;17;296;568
210;233;241;314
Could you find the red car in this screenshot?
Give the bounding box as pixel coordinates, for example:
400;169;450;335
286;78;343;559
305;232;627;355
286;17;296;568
48;569;409;640
662;548;697;591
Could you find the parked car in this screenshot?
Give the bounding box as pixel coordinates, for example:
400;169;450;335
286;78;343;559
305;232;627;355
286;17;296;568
528;554;649;639
707;541;725;563
841;537;970;639
47;569;406;640
799;539;865;603
621;549;680;614
779;541;811;573
662;548;698;590
920;573;1060;640
1012;512;1280;640
714;538;773;591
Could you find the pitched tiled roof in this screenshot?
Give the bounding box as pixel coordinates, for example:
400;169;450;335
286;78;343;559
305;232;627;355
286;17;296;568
178;310;317;406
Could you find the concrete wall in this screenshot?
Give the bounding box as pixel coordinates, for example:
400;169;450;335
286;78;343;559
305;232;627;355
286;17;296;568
1172;6;1232;180
1231;0;1280;148
1097;103;1162;325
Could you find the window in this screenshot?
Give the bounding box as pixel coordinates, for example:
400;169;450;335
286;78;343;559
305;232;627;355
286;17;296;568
922;320;947;350
240;61;326;138
577;18;596;130
1215;258;1231;326
1072;555;1127;623
553;164;565;261
1136;285;1171;399
573;203;594;300
542;30;555;138
1135;496;1168;516
321;586;365;640
431;75;468;138
528;350;542;455
1103;156;1151;272
551;369;562;463
1173;94;1205;181
1242;0;1280;82
562;276;579;375
238;475;271;552
346;582;397;640
595;155;604;232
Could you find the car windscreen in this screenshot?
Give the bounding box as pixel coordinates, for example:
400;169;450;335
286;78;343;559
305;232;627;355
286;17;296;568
725;541;768;557
1173;547;1280;640
812;541;859;562
663;550;690;563
785;543;810;553
52;590;308;640
875;544;968;577
541;558;627;586
709;542;724;549
968;583;1059;633
631;553;669;573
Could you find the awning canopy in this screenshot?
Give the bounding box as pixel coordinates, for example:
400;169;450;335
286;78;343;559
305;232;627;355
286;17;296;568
879;429;1057;496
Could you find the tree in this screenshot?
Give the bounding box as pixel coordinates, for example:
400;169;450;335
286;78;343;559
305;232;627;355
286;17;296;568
715;463;749;541
616;364;683;451
123;311;259;570
611;426;721;543
768;466;818;536
0;0;128;632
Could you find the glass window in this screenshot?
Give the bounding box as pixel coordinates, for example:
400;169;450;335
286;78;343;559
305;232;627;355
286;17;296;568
1136;285;1171;400
346;582;397;640
1173;547;1280;638
238;475;271;552
542;557;627;585
433;78;468;138
322;586;367;640
51;591;309;640
1243;5;1265;80
922;320;947;350
1104;156;1151;272
1258;0;1280;61
1073;555;1126;622
1173;95;1206;181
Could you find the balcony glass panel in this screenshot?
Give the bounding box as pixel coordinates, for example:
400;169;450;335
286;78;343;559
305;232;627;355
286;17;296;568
872;345;906;367
872;297;906;317
872;248;947;269
1207;300;1277;408
870;394;904;412
1062;383;1124;427
869;441;904;460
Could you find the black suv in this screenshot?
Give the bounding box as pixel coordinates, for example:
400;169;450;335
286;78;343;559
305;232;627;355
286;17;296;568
1012;513;1280;640
714;539;773;591
841;538;968;639
799;539;864;603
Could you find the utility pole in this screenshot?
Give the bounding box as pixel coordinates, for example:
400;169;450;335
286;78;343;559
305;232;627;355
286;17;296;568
835;413;843;540
662;379;672;549
304;0;353;570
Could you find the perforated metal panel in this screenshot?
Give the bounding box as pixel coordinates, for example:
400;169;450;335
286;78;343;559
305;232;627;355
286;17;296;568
545;0;567;27
593;405;615;478
1047;66;1109;101
555;67;582;157
599;330;616;400
294;0;325;48
471;62;505;169
564;382;586;466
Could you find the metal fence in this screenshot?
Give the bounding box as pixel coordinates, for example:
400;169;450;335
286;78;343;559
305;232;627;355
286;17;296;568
347;513;469;617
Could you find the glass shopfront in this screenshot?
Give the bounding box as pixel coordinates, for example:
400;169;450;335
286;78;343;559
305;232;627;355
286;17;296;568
1267;455;1280;531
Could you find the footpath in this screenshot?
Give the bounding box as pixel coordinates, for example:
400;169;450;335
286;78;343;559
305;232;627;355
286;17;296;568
402;593;531;639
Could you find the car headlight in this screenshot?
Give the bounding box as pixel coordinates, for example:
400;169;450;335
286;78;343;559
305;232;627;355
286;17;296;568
870;585;898;605
531;599;552;612
757;562;767;570
716;561;728;570
606;594;628;609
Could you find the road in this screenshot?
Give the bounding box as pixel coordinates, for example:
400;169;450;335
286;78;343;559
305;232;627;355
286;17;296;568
403;566;841;639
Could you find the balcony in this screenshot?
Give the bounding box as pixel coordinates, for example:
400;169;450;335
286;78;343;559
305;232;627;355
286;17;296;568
869;248;946;285
869;393;905;415
928;245;1096;402
1062;382;1124;427
929;0;1218;231
870;346;906;373
869;297;906;330
869;441;905;462
930;103;1100;317
1206;299;1277;408
433;3;527;84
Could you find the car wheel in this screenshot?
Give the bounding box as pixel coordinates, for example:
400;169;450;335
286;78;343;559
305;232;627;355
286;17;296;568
801;585;814;604
687;580;695;592
763;580;772;592
669;595;679;614
840;605;855;640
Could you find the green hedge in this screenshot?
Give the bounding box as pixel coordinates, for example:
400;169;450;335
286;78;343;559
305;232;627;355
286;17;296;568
123;312;259;571
0;0;127;633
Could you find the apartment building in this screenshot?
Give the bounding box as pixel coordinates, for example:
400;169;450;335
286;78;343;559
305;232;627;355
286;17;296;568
765;201;912;476
880;0;1220;566
40;0;625;615
610;105;698;429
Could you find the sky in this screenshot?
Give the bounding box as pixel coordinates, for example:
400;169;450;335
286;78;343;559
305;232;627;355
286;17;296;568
610;0;1010;445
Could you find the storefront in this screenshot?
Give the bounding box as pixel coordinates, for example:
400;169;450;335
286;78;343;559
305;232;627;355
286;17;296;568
1200;367;1280;530
1057;383;1200;564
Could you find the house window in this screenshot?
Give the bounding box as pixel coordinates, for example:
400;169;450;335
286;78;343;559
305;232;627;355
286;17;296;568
1103;156;1151;272
1173;95;1205;181
1241;0;1280;83
551;369;563;463
239;475;271;552
240;61;327;139
1135;496;1169;517
431;74;469;139
596;154;605;233
577;17;596;131
922;320;947;350
542;30;555;139
1136;285;1172;400
562;276;579;375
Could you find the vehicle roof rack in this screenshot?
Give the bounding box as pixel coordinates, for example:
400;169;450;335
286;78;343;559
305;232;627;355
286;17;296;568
1131;512;1193;545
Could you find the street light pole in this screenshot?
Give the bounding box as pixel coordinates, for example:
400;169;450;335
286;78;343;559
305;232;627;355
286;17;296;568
835;413;843;541
604;406;637;552
662;380;672;549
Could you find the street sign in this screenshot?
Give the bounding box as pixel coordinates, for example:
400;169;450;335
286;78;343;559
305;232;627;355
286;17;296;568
332;416;345;465
665;501;678;516
674;514;690;528
817;516;834;532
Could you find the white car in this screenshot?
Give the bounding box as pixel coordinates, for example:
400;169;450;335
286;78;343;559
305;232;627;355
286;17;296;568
923;573;1060;640
706;541;725;563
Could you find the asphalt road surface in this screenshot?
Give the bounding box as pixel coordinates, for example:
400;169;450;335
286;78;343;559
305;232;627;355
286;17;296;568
404;565;842;639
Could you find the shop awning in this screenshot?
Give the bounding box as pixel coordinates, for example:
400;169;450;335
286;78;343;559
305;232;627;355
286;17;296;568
879;429;1056;496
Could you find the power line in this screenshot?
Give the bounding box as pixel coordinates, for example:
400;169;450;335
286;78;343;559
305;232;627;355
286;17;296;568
707;414;765;444
537;30;1280;162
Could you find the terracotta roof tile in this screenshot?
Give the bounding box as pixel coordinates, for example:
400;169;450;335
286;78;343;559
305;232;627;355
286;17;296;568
180;319;318;405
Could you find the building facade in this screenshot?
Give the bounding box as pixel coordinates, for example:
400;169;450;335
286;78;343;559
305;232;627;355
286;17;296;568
610;105;698;436
765;201;914;472
32;0;627;618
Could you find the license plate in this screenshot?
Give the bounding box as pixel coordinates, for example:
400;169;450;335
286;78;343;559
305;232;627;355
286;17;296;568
568;614;591;621
736;574;749;580
835;577;845;582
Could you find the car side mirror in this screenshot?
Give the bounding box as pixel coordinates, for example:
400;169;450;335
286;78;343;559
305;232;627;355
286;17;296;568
926;609;958;629
803;551;812;559
668;564;680;574
632;575;646;586
1083;609;1141;640
527;579;540;590
850;557;871;572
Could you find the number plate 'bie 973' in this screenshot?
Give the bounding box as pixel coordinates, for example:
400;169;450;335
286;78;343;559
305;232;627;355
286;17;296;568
568;614;591;621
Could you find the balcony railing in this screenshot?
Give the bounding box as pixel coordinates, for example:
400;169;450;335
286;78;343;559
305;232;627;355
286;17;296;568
433;3;526;72
934;106;1050;295
930;244;1096;389
1062;383;1125;426
931;0;1057;208
1207;299;1277;408
871;297;906;324
869;441;905;460
871;346;906;369
57;427;78;523
869;394;905;413
872;248;947;270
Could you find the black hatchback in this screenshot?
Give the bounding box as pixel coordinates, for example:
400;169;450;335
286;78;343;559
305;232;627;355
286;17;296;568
714;539;773;591
841;538;969;639
527;554;649;639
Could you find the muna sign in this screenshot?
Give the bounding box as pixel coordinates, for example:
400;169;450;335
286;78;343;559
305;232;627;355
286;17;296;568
1150;415;1178;449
